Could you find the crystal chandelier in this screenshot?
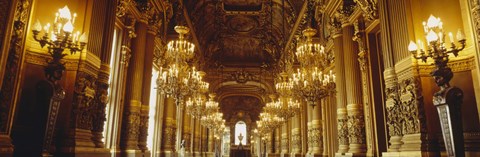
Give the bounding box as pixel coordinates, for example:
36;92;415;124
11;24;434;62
158;65;206;105
185;94;206;118
204;93;219;115
256;112;283;135
275;72;294;97
158;25;207;105
166;26;195;62
292;68;335;107
295;28;326;68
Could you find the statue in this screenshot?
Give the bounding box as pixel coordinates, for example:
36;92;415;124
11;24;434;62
179;140;185;157
238;133;244;149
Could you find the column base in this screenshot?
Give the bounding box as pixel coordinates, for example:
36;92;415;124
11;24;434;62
57;147;111;157
399;133;437;152
337;144;349;154
382;151;439;157
290;152;303;157
335;152;365;157
306;153;325;157
161;151;177;157
62;128;96;149
0;135;13;157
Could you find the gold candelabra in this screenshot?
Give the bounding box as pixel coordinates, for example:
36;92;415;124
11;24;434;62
32;6;86;81
408;15;466;157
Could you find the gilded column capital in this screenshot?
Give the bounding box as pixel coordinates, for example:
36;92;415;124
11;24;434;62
117;0;132;18
335;2;356;26
353;0;378;21
328;17;343;38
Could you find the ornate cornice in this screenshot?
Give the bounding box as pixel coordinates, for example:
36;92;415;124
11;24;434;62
353;0;378;21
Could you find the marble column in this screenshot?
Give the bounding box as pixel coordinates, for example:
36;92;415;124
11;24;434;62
342;24;366;154
291;115;301;155
275;128;281;154
378;0;402;153
138;23;156;153
208;129;214;153
307;104;313;154
281;123;289;155
91;0;116;150
311;100;323;155
182;109;192;152
193;119;200;154
330;19;349;154
161;97;177;156
120;21;147;152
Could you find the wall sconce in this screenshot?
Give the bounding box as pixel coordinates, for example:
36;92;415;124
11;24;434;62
408;15;465;157
32;5;87;82
31;5;86;157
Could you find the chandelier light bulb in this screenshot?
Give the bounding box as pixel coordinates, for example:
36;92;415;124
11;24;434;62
456;29;465;41
426;15;440;28
63;21;74;33
408;41;418;52
58;6;72;21
426;30;439;43
34;20;42;32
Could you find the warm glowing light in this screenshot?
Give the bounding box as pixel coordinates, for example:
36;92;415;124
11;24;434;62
33;20;42;31
426;15;440;28
58;6;72;20
456;29;465;41
63;21;74;33
426;30;439;43
79;33;87;43
408;41;418;52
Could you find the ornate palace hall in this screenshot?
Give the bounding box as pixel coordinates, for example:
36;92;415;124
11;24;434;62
1;0;480;157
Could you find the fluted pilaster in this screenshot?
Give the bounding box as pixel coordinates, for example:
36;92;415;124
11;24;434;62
343;24;366;154
291;115;301;154
311;100;323;155
332;24;349;154
162;97;177;152
120;21;147;150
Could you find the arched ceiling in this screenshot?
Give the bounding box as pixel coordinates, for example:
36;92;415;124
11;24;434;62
182;0;304;68
167;0;309;122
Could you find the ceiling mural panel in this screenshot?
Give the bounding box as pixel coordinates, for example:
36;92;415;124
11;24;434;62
220;96;264;122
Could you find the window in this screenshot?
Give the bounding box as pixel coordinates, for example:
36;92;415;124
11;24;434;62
234;121;247;145
147;69;159;149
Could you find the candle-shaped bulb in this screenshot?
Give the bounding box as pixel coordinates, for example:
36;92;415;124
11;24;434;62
58;5;72;21
63;21;74;33
448;32;454;43
33;20;42;32
426;30;439;43
79;32;87;43
456;29;465;41
426;15;440;28
408;41;418;52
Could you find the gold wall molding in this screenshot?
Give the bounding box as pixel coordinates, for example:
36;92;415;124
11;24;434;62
25;51;78;70
417;56;476;76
